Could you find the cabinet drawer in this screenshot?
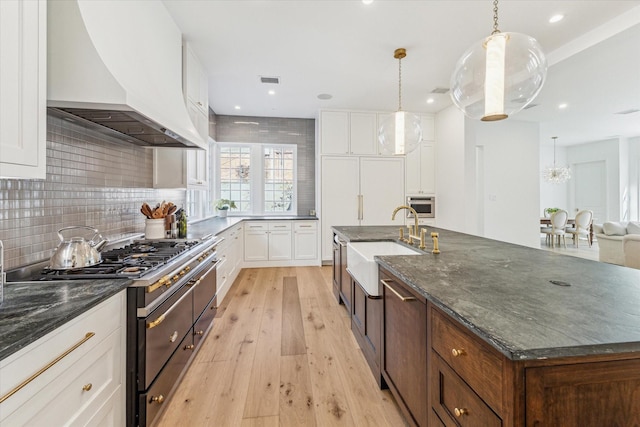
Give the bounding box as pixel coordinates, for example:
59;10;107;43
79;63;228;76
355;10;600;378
0;292;124;413
431;308;504;413
245;222;268;232
268;221;292;231
432;353;502;427
294;221;317;231
2;329;122;426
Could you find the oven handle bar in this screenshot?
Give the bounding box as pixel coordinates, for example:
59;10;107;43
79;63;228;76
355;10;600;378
190;259;220;289
146;286;194;329
145;245;218;294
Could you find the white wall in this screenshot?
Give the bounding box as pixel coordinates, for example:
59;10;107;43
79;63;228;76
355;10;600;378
539;142;569;215
566;138;620;221
434;105;467;232
629;137;640;221
435;106;541;248
469;119;541;248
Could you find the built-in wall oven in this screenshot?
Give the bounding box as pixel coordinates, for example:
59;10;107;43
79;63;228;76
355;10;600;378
406;196;435;218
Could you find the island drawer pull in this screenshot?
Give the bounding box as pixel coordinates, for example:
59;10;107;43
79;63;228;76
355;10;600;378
0;332;95;404
451;348;466;357
380;279;416;302
454;407;468;417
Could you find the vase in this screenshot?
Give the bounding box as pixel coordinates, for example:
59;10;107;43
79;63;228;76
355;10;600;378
218;209;228;218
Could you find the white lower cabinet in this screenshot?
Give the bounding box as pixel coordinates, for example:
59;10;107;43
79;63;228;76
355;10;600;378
0;290;126;426
294;221;318;260
244;220;319;267
215;223;244;304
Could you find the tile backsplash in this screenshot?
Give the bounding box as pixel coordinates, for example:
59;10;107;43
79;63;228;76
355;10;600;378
0;114;185;269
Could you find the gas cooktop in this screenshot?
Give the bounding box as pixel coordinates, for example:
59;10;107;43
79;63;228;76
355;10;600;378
32;240;201;281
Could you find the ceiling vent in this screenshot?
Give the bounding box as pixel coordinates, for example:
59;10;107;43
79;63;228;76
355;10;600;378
430;87;450;94
614;108;640;115
260;76;280;84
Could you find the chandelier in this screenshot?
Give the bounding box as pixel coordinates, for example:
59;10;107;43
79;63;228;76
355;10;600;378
543;137;571;184
450;0;547;121
378;48;422;155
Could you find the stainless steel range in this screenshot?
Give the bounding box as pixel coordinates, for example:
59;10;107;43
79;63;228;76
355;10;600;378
8;234;223;427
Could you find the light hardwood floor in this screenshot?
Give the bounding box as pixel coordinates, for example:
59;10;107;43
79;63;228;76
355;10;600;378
155;266;407;427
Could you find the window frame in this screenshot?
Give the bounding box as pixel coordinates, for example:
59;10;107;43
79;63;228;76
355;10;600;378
214;142;297;216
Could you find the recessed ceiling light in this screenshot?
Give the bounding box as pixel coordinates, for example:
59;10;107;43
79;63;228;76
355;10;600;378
268;90;275;95
317;93;333;100
362;0;373;4
558;103;568;109
234;105;241;110
549;14;564;23
426;98;435;104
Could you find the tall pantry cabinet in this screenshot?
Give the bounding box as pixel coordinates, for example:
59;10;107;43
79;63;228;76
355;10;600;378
319;110;405;261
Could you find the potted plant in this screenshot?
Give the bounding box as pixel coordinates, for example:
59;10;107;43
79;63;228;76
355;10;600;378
215;199;237;217
544;207;560;218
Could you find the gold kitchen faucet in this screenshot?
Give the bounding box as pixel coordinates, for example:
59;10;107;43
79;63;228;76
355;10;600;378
391;205;426;250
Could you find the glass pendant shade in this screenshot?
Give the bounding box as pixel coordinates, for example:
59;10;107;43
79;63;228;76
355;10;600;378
450;32;547;121
378;111;422;155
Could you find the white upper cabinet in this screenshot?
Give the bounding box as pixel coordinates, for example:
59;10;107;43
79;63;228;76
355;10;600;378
320;111;381;155
153;146;209;190
406;142;436;195
183;42;209;140
420;114;435;141
349;112;378;155
0;0;46;179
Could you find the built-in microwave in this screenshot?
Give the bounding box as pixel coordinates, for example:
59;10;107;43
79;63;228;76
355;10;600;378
407;196;435;218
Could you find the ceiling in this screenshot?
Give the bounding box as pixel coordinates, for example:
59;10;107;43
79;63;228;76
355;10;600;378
164;0;640;145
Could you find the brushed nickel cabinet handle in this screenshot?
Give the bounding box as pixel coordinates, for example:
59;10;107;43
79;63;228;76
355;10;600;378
380;279;416;301
0;332;95;404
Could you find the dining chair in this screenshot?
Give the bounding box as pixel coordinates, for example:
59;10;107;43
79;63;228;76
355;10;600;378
541;209;569;248
565;210;593;247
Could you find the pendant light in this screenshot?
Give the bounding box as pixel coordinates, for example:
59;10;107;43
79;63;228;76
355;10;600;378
543;137;571;184
450;0;547;121
379;48;422;155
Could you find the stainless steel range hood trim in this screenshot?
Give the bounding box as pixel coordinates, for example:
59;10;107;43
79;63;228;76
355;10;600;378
48;107;201;149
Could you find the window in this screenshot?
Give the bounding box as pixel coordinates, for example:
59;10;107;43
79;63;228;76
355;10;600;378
215;143;297;216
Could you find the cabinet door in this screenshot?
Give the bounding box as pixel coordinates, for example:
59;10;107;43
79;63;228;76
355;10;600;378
321;156;360;261
269;230;292;261
332;240;341;301
420;114;435;141
381;269;428;427
294;222;317;260
244;224;269;261
405;144;422;194
420;143;436;194
526;359;640;427
350;112;377;155
320;111;349;154
360;157;405;225
186;148;208;188
0;0;46;179
339;242;352;313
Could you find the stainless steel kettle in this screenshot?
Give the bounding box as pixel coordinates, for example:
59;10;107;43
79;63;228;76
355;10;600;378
49;226;108;270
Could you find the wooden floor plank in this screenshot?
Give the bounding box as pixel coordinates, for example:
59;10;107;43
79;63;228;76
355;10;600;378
243;268;283;418
281;276;307;356
279;354;317;427
300;297;356;426
240;415;280;427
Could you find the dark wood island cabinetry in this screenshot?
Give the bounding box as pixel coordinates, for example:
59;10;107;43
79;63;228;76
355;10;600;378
332;225;640;427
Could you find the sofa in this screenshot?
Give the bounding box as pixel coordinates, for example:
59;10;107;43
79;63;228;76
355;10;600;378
593;221;640;267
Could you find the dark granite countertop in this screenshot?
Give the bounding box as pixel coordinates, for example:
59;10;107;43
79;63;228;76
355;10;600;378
189;215;318;240
332;225;640;361
0;279;130;361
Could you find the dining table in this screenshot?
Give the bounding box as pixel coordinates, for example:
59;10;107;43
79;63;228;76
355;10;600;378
540;217;594;246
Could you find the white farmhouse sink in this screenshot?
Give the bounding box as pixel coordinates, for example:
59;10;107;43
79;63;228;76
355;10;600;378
347;242;421;297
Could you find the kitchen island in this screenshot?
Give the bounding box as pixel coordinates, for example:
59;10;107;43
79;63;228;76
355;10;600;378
333;225;640;427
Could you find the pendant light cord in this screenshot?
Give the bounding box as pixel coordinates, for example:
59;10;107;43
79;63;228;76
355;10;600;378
492;0;500;35
398;55;403;111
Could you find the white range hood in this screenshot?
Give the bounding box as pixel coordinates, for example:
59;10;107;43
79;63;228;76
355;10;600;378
47;0;206;149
